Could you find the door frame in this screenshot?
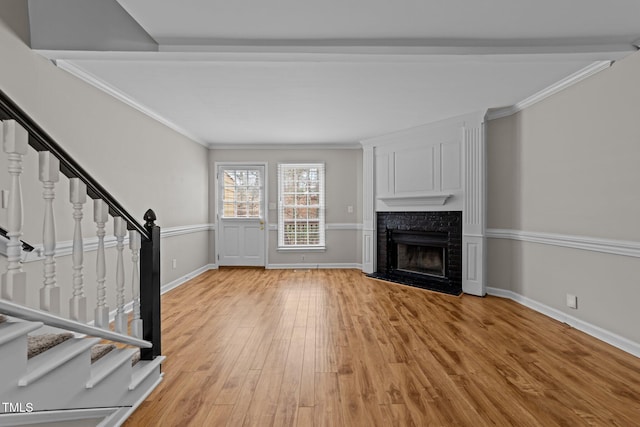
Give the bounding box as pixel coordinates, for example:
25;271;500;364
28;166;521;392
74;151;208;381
214;161;269;267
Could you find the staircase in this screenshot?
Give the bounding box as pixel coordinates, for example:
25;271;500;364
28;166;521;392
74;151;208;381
0;90;164;426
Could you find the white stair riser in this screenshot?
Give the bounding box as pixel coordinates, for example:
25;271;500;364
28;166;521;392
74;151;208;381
2;353;165;415
75;363;134;408
0;318;165;417
87;348;136;389
21;338;100;387
0;335;28;395
3;350;91;412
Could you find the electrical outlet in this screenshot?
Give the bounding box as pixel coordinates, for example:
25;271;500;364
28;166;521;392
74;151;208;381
172;259;177;269
566;294;577;309
347;205;354;213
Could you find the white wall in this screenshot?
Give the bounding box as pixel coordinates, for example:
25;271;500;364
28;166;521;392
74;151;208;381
0;4;211;318
209;148;362;267
486;51;640;345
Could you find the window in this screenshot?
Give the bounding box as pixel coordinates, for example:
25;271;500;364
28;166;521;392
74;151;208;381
278;163;325;249
221;169;262;218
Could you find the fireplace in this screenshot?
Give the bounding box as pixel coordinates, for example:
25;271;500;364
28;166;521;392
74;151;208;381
369;211;462;295
390;230;447;277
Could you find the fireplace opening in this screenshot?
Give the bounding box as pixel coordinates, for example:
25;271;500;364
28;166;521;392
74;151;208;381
397;244;445;277
387;229;448;279
369;211;462;295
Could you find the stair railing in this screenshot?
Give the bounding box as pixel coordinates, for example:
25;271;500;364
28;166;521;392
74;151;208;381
0;89;160;360
0;226;35;252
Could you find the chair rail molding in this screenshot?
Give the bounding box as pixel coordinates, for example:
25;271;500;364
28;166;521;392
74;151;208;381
1;223;215;263
486;228;640;258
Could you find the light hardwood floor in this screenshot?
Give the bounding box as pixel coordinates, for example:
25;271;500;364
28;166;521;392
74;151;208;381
124;268;640;426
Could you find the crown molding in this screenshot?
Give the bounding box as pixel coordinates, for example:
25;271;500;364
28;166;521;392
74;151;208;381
155;37;636;57
486;60;612;120
54;60;209;148
208;142;361;150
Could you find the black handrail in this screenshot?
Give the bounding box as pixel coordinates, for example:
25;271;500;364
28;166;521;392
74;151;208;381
0;226;35;252
0;89;149;240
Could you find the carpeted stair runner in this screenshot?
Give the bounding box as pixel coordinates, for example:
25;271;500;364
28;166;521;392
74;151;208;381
16;318;120;364
91;344;116;363
28;334;117;363
132;349;141;366
27;332;73;359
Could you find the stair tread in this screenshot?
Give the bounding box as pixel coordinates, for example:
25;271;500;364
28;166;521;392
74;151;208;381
20;337;101;386
91;343;116;364
28;332;73;359
86;347;137;389
0;320;44;346
129;355;165;390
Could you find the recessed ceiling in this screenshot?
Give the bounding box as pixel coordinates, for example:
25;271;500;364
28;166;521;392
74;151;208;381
32;0;640;147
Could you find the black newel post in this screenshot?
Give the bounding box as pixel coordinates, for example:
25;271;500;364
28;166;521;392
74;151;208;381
140;209;161;360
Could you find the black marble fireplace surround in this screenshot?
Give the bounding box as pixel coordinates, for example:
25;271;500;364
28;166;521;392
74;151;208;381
369;211;462;295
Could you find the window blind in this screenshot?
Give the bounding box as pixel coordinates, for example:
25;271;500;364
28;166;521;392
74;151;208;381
277;163;325;249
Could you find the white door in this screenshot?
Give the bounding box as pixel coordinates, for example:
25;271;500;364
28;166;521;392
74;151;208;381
217;165;266;266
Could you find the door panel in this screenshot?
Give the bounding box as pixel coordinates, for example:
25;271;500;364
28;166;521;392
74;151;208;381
222;225;240;256
218;165;266;266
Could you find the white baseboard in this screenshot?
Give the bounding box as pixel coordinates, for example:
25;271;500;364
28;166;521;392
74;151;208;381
266;263;362;270
486;287;640;358
160;263;217;295
86;264;217;328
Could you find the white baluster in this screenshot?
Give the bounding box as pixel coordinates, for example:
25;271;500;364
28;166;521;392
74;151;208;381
129;230;143;339
94;200;110;329
69;178;87;322
1;120;28;304
114;217;127;334
38;151;61;313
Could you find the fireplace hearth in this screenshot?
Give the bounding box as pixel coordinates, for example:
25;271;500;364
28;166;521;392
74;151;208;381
368;211;462;295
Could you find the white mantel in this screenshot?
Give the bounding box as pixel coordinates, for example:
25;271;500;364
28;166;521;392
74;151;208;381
360;112;486;296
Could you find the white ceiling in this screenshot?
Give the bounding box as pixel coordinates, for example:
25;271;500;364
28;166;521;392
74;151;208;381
39;0;640;147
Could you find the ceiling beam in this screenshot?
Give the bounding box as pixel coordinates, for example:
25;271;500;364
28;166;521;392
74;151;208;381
28;0;157;51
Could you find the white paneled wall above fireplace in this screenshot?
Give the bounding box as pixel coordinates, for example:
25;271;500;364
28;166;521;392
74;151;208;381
374;122;464;211
361;112;486;296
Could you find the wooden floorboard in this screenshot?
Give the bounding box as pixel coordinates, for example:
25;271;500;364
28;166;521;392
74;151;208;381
124;268;640;426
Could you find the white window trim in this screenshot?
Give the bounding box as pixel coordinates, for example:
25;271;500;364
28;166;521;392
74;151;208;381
277;162;326;250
